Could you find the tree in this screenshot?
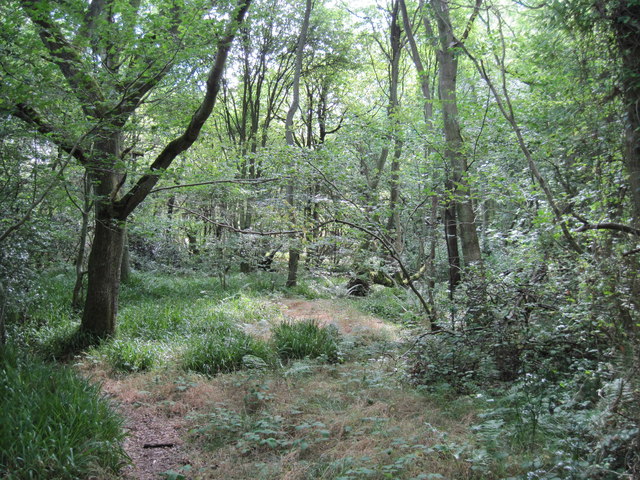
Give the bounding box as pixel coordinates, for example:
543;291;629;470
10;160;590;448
430;0;483;267
601;0;640;226
6;0;252;338
284;0;313;288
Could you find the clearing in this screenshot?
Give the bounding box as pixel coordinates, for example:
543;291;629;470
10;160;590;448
79;297;478;480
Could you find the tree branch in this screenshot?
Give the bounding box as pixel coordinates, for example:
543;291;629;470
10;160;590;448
0;156;73;244
321;218;438;330
149;177;282;194
114;0;253;219
174;206;301;236
459;0;483;44
575;222;640;236
19;0;106;118
13;104;90;165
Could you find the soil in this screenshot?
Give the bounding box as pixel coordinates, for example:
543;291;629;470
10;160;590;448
99;379;191;480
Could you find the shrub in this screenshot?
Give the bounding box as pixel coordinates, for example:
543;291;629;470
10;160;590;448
272;320;340;363
182;328;274;375
0;346;128;479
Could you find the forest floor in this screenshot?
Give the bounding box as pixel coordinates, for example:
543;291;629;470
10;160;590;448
78;297;480;480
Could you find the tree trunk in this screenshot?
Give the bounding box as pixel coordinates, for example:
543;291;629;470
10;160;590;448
286;249;300;288
0;281;6;346
432;0;482;267
81;213;125;337
387;1;404;252
120;229;131;283
72;173;92;309
80;129;124;337
284;0;312;288
444;179;462;297
613;1;640;226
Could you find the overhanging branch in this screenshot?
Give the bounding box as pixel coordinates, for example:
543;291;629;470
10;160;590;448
114;0;253;220
575;222;640;236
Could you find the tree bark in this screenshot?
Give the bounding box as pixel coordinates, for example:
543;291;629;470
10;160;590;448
72;175;92;309
81;214;125;337
387;0;404;252
432;0;482;267
444;179;462;296
120;230;131;283
0;281;6;346
612;1;640;226
80;128;125;336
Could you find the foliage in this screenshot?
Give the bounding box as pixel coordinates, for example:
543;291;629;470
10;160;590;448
182;327;275;375
272;319;340;363
1;0;639;476
0;346;128;479
358;287;424;325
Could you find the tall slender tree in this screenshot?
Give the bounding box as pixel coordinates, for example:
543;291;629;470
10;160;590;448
284;0;313;288
430;0;483;267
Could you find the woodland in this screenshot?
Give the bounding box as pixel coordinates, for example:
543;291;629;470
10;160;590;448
0;0;639;478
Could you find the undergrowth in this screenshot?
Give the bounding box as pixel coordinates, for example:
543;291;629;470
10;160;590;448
181;328;275;375
8;268;636;479
0;346;128;479
272;319;340;363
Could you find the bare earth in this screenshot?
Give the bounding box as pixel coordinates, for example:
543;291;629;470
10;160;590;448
99;376;191;480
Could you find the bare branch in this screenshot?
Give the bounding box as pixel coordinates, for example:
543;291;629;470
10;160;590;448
149;177;283;194
575;222;640;236
174;206;301;236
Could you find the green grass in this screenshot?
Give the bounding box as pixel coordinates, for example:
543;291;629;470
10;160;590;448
0;346;128;479
272;320;340;363
182;327;276;375
356;287;422;325
104;338;158;372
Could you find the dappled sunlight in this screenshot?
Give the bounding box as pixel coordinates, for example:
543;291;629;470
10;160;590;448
279;298;402;341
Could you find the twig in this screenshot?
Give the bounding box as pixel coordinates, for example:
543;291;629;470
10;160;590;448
174;205;302;236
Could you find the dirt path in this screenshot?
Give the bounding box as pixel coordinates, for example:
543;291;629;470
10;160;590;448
99;378;191;480
93;297;397;479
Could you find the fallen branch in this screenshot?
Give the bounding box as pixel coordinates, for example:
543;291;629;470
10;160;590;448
143;443;175;449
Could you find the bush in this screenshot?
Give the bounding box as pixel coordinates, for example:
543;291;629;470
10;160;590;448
272;320;340;363
408;329;501;393
0;346;128;479
182;328;274;375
